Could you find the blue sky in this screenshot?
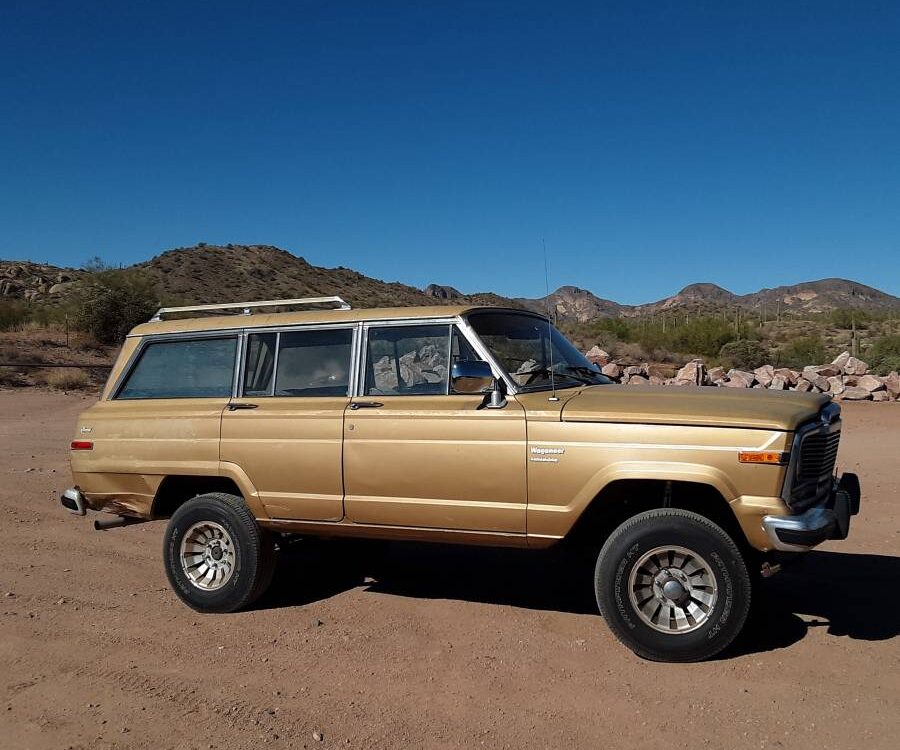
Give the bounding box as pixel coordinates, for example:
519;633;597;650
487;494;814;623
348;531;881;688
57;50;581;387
1;1;898;303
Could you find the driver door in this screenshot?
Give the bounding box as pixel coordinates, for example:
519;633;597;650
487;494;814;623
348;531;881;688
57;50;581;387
342;323;527;534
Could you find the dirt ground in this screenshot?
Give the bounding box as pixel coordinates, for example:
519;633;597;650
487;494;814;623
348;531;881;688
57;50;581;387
1;390;898;750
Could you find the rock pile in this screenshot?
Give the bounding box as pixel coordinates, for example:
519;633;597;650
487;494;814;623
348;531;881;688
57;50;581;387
584;346;900;402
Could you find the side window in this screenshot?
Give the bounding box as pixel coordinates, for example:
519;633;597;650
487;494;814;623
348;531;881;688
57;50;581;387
275;329;352;396
243;328;353;397
118;337;237;399
243;333;277;396
365;325;450;396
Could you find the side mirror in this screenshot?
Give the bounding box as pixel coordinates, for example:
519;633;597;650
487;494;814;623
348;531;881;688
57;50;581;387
451;360;494;394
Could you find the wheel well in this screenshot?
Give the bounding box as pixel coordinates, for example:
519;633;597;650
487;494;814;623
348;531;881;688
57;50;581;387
151;476;243;519
565;479;747;552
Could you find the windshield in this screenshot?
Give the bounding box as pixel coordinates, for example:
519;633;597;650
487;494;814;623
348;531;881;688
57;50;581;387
467;312;611;391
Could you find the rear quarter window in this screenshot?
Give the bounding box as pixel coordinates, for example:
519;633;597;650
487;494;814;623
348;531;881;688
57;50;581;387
117;337;237;399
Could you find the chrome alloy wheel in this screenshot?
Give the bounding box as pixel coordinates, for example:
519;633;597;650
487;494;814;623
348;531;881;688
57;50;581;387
627;545;718;634
180;521;236;591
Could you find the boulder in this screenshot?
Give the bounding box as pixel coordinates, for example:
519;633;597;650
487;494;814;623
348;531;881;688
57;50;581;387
769;375;787;390
831;351;851;371
675;359;706;386
774;367;799;385
872;391;891;402
626;374;649;385
753;365;775;387
49;282;73;295
814;364;842;378
623;365;644;378
721;378;748;388
801;367;831;392
843;357;868;376
838;386;872;401
585;346;610;365
648;375;665;386
726;369;755;388
884;372;900;399
827;376;844;396
856;374;885;392
794;378;813;392
601;363;621;379
707;366;726;383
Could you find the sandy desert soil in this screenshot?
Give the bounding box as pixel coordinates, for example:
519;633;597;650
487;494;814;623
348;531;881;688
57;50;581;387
1;390;898;750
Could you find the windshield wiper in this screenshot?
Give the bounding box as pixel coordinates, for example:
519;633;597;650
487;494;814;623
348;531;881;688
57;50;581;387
516;366;593;386
562;365;611;383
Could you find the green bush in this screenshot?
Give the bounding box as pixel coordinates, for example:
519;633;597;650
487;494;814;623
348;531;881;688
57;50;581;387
867;334;900;375
719;339;769;370
778;335;826;368
74;269;159;344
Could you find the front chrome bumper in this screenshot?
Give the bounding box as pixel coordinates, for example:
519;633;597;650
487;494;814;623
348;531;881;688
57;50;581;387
763;472;861;552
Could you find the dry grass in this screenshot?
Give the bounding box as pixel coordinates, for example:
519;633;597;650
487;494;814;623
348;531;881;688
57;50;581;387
42;368;90;390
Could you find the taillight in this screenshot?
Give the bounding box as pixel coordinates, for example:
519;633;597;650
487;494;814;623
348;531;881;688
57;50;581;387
70;441;94;451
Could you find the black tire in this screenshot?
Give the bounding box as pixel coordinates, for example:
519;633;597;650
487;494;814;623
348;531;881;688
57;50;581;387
595;509;751;662
163;492;276;613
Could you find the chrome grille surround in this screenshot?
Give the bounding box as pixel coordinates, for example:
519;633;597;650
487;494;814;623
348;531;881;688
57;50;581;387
782;402;842;513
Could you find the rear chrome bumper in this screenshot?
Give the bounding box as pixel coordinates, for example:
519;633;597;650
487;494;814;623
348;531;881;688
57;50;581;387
60;487;87;516
763;472;861;552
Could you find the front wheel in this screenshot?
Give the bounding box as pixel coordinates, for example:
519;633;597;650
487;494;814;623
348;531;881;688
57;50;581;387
163;492;276;613
595;509;751;662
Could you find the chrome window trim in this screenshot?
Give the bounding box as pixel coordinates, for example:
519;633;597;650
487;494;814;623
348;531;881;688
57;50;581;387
110;330;241;401
456;315;519;395
238;323;358;399
358;321;455;397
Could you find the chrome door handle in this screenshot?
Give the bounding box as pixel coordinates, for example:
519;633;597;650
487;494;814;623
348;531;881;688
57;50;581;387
227;403;259;411
349;401;384;410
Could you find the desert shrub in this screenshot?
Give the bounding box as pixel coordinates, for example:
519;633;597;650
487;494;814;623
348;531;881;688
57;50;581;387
829;308;871;329
44;368;90;390
719;339;769;370
778;335;826;368
867;334;900;375
74;269;159;345
0;302;28;331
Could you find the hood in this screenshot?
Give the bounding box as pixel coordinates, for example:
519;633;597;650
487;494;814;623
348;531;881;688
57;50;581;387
560;385;830;431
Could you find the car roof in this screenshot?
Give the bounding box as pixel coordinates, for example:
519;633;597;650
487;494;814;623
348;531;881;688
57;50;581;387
127;305;542;337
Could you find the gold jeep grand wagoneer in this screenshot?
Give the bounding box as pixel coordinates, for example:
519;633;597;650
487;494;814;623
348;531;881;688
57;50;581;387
61;297;861;661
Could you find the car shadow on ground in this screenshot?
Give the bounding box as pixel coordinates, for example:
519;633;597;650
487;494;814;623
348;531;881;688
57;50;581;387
259;541;900;657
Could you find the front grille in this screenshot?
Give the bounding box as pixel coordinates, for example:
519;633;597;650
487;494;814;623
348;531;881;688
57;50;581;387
789;421;841;512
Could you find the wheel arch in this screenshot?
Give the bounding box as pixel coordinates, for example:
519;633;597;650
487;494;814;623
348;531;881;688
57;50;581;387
563;470;748;553
152;465;266;520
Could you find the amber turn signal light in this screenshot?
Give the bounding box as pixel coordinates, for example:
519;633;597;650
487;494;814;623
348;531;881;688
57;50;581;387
738;451;788;465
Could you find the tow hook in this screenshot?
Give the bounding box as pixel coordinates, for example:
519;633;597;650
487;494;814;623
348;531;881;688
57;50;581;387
760;561;782;578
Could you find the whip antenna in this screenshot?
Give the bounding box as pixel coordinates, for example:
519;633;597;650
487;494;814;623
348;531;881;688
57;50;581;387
542;238;558;402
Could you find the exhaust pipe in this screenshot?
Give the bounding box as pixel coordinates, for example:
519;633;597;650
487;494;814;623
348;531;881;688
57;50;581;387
93;515;144;531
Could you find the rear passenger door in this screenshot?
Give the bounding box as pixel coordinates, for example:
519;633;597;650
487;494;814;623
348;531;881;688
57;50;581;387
220;325;354;521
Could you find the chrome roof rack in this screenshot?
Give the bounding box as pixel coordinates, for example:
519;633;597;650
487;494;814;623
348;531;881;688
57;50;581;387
149;296;351;322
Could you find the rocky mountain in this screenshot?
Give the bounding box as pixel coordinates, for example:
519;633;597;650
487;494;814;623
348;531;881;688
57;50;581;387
1;246;898;322
517;286;625;322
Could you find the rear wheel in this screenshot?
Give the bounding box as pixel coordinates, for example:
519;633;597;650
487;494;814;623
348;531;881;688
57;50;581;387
163;492;276;613
595;508;751;662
